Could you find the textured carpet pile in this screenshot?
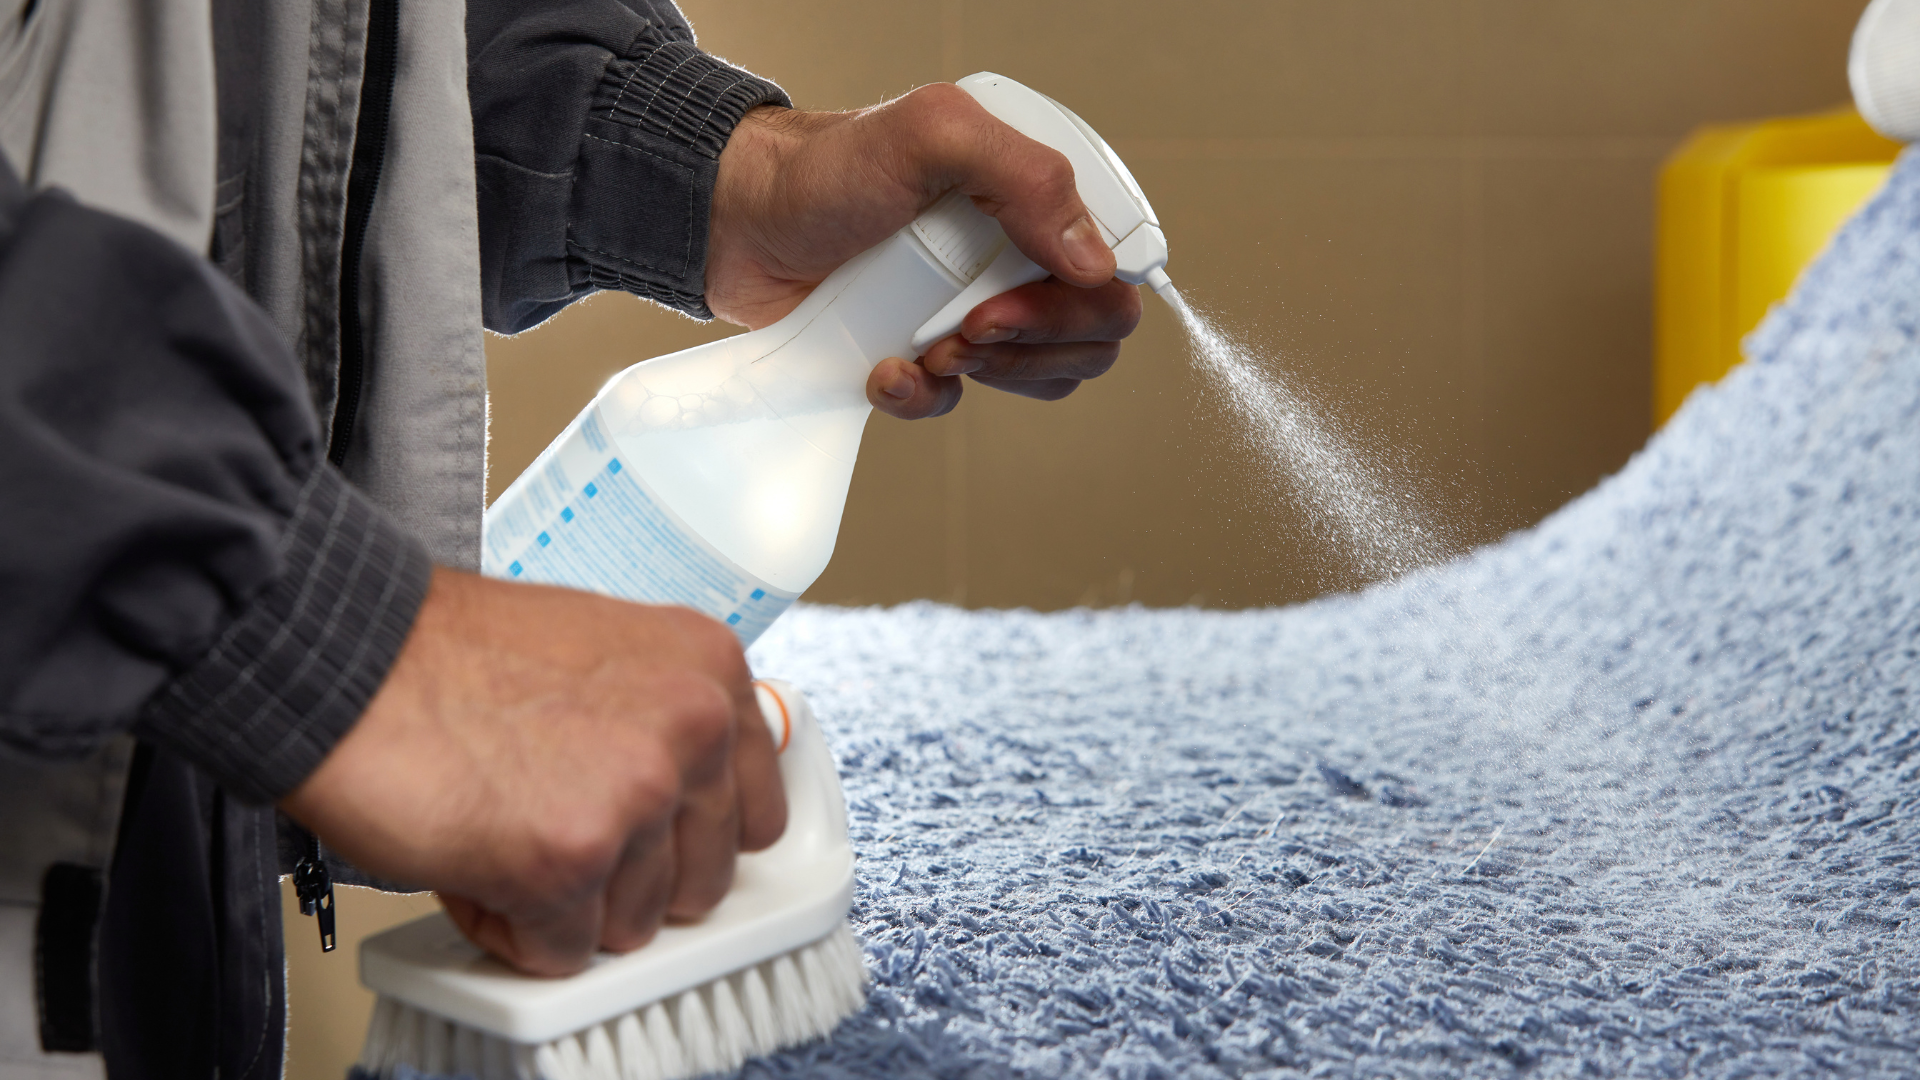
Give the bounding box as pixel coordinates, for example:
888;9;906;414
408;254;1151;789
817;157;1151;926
412;152;1920;1077
735;152;1920;1078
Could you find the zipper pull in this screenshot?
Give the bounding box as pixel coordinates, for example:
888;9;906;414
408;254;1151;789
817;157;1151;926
292;833;337;952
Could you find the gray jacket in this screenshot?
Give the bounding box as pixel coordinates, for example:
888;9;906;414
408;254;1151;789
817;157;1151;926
0;0;785;1074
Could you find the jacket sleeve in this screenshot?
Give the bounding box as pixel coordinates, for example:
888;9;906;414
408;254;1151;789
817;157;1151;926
467;0;790;332
0;161;431;805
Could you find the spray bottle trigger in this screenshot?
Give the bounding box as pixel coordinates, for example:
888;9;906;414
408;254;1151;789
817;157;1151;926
908;244;1052;355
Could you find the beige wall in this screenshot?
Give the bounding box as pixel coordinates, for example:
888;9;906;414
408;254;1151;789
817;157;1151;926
487;0;1869;611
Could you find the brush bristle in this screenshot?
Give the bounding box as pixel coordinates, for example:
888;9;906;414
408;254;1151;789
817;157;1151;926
358;923;867;1080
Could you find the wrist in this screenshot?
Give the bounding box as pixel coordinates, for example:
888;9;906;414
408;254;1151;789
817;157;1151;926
554;35;790;323
707;105;836;320
709;106;789;276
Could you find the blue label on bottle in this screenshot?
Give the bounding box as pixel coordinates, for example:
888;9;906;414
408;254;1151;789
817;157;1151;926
482;409;799;646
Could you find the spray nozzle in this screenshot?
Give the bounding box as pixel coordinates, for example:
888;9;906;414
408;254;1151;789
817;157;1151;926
908;73;1172;354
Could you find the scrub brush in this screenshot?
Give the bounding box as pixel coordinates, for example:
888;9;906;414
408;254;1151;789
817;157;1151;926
354;679;863;1080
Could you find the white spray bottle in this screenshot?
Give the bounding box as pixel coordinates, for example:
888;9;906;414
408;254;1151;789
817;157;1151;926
482;72;1173;643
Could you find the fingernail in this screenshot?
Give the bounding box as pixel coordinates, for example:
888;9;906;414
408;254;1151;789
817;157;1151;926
1062;215;1111;277
881;369;915;400
966;325;1015;345
940;352;986;376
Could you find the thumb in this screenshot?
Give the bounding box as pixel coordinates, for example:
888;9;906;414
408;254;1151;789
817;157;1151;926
906;84;1116;288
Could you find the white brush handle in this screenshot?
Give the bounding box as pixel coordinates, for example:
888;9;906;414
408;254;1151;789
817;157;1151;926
752;679;849;843
359;681;856;1044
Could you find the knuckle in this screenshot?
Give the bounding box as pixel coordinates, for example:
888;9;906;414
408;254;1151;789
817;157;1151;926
905;81;973;118
678;704;734;763
654;673;735;760
1075;342;1121;379
901;85;1078;209
1016;148;1078;205
620;753;683;824
1001;348;1048;381
528;811;623;896
897;84;982;158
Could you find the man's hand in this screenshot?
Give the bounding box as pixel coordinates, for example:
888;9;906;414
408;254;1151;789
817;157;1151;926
709;84;1143;421
280;569;785;976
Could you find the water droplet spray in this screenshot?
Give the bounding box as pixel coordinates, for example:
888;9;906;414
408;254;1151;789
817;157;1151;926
1155;282;1458;588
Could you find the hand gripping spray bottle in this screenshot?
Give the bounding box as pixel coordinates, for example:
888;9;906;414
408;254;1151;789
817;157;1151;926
481;73;1173;643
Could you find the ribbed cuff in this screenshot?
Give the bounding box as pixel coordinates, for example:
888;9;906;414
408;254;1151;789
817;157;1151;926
136;466;432;805
567;25;790;319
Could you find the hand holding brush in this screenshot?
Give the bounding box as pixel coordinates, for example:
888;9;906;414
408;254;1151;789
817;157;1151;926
280;567;787;976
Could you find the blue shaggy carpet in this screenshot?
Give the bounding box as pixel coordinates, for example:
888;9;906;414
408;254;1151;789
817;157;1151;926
386;151;1920;1078
733;153;1920;1078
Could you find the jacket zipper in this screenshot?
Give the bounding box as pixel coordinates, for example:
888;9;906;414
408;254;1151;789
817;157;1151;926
291;832;337;952
327;0;402;467
296;0;402;953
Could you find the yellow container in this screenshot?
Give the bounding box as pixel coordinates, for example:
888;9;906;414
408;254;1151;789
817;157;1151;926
1654;108;1901;427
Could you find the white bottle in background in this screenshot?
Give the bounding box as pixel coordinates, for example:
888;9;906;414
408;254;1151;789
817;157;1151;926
481;73;1174;645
